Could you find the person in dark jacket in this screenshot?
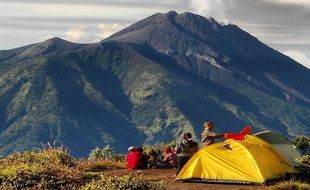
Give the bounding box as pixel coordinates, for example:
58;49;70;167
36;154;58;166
175;132;199;174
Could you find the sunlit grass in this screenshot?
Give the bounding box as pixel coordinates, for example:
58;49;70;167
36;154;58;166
81;173;165;190
0;146;162;189
77;159;126;172
271;180;310;190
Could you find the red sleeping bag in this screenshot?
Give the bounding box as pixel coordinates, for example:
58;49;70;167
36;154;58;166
224;126;252;140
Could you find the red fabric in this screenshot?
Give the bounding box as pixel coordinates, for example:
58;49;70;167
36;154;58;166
224;126;252;140
240;126;252;135
224;133;247;140
127;151;143;169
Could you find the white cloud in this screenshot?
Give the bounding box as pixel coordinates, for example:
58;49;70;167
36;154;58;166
283;50;310;69
98;23;126;39
36;3;158;21
263;0;310;7
1;0;310;59
65;27;86;41
190;0;228;23
40;35;55;41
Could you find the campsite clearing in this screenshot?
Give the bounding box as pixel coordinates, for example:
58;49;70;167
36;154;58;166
104;168;269;190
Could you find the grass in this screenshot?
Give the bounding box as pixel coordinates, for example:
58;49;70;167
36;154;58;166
0;145;309;189
0;146;83;189
0;146;164;189
271;180;310;190
81;173;165;190
77;160;126;172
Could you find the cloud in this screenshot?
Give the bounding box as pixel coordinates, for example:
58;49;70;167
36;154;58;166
65;27;86;41
98;23;127;39
0;0;188;9
283;50;310;69
263;0;310;7
218;0;310;48
0;0;310;59
190;0;228;22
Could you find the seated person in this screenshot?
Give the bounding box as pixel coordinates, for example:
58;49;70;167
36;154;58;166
162;147;177;168
147;149;165;169
136;147;149;169
127;146;143;169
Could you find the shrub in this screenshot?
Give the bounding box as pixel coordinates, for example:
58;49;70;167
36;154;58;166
271;180;310;190
82;173;165;190
88;145;125;162
88;146;103;161
78;160;126;172
292;136;310;154
296;155;310;168
0;146;84;189
164;140;177;149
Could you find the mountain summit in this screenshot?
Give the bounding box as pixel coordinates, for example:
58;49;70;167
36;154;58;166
0;11;309;156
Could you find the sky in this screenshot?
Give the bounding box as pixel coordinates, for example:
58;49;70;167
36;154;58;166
0;0;310;69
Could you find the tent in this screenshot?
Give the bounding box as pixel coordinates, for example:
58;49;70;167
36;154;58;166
176;135;296;184
254;131;303;168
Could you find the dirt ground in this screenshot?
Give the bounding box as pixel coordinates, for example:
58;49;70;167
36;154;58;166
103;168;269;190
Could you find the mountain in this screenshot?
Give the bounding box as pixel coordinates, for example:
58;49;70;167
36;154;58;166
0;11;309;156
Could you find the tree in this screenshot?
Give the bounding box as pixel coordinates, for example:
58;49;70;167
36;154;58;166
292;136;310;155
88;146;103;161
88;145;119;161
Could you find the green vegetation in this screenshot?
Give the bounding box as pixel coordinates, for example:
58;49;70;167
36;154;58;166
293;136;310;154
0;143;308;189
0;146;81;189
296;155;310;168
88;145;124;162
0;146;164;189
0;24;310;157
271;180;310;190
82;173;165;190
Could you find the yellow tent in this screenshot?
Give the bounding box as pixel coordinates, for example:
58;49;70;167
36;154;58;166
176;135;296;184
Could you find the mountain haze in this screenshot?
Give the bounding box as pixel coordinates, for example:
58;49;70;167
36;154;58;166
0;11;309;156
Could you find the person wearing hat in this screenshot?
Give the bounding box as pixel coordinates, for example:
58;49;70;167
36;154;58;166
128;146;135;152
201;121;224;147
175;132;199;174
